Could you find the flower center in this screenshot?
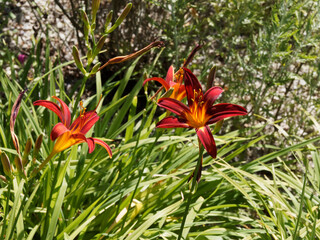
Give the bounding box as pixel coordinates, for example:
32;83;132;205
185;89;210;128
174;68;184;84
79;100;87;129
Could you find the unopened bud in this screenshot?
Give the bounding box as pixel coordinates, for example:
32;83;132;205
106;3;132;34
33;134;43;163
22;138;32;166
93;35;107;58
206;66;216;90
14;155;26;177
104;11;113;33
81;10;90;42
1;152;13;179
72;46;87;75
160;88;174;98
92;0;100;24
212;120;224;134
99;41;164;71
89;62;101;76
183;44;202;68
0;175;7;182
87;48;93;66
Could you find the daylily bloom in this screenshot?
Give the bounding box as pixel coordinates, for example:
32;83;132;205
156;67;247;159
143;66;186;101
33;96;112;157
143;44;202;101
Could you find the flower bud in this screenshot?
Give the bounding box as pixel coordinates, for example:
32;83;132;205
22;138;32;166
92;0;100;24
14;155;26;177
10;89;27;155
87;48;93;65
72;46;87;75
212;120;224;134
106;3;132;34
93;35;107;58
89;62;101;76
99;41;164;71
183;44;202;68
33;134;43;163
206;66;216;90
104;11;113;33
0;175;7;182
161;88;174;98
81;10;90;42
1;152;13;179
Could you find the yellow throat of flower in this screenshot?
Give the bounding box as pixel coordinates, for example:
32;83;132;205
185;89;210;128
174;68;184;84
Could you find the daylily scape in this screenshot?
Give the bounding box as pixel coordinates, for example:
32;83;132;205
156;67;247;159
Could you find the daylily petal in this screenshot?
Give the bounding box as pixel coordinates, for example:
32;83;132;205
143;77;170;91
52;131;86;154
165;65;174;83
69;110;99;134
50;122;69;141
207;103;247;124
196;126;217;158
157;98;190;117
33;100;64;123
87;137;112;158
52;96;71;127
86;137;95;153
81;114;99;135
203;86;223;106
183;67;203;106
156;116;190;128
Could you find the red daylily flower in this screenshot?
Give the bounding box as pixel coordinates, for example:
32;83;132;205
33;96;112;157
143;66;186;101
143;44;202;101
156;68;247;159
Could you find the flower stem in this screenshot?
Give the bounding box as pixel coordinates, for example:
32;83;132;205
177;138;204;240
30;151;56;178
72;74;89;120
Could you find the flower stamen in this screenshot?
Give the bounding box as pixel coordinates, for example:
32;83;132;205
80;101;86;117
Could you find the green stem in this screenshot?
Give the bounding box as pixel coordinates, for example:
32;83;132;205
72;64;92;120
30;151;56;178
177;138;204;240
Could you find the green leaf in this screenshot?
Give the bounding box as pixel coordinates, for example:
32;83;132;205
125;200;182;240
